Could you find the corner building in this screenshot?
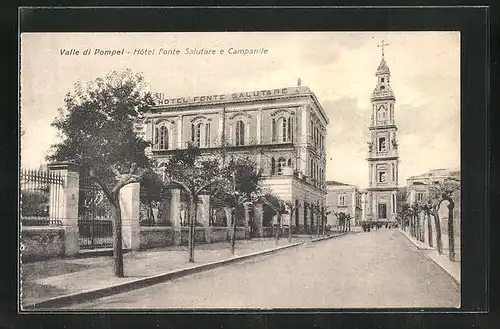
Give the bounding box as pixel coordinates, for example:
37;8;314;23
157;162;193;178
139;86;329;235
365;52;400;223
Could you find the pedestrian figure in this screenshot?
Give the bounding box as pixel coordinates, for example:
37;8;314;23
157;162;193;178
152;201;159;223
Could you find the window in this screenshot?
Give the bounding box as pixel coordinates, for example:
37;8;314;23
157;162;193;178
287;158;292;168
281;118;287;142
191;121;210;148
392;194;396;213
338;195;345;207
195;123;202;147
273;116;292;143
154;126;169;150
272;119;276;143
378;171;387;183
380;85;385;90
392;164;395;181
378;137;387;152
235;120;245;146
205;123;211;147
287;116;292;142
381;77;385;83
277;157;286;175
417;192;424;202
271;157;276;175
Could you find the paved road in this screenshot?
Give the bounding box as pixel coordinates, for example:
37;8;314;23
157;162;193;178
68;229;460;309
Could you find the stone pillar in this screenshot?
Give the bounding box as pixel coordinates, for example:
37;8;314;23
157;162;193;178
198;194;211;244
170;188;182;245
119;182;140;251
47;162;80;257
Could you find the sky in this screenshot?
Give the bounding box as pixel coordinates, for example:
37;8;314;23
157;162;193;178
20;32;460;188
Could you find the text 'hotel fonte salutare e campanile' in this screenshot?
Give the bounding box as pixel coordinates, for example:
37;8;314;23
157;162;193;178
366;41;399;223
136;83;329;235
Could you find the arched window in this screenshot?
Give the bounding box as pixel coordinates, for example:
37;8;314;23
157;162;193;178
277;157;286;175
154;126;169;150
205;122;211;147
287;158;292;168
191;121;211;148
195;123;203;147
272;119;276;143
274;116;292;143
160;126;168;150
235;120;245;146
281;117;288;142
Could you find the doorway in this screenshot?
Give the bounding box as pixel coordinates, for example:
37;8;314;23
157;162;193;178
378;203;387;220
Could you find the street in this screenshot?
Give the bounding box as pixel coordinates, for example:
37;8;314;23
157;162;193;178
68;229;460;309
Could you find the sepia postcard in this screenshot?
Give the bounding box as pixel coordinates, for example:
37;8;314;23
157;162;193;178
19;31;461;311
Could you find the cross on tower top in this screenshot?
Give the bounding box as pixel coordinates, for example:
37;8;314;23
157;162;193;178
377;40;390;58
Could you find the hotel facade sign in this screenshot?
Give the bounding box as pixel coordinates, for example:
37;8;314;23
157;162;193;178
153;87;308;106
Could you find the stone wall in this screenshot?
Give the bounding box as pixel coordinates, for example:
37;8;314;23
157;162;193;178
211;227;229;242
179;227;206;245
22;227;65;262
139;227;174;249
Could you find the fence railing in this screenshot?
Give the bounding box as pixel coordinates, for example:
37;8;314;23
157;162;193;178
20;169;64;226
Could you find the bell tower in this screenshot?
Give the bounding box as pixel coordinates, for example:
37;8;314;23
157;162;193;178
366;40;399;223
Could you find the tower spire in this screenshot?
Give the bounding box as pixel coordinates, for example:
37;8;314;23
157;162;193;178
377;39;390;59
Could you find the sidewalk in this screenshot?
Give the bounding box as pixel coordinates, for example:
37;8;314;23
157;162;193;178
398;229;461;285
21;235;326;308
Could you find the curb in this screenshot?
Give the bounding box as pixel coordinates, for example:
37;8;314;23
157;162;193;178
424;252;461;286
397;229;432;250
397;229;460;286
310;232;349;242
22;241;304;310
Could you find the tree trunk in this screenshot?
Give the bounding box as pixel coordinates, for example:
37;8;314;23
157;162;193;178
276;214;281;244
426;209;433;247
316;214;320;237
431;211;443;254
188;195;197;263
231;206;237;255
416;214;420;240
289;212;293;243
111;200;124;277
446;200;456;261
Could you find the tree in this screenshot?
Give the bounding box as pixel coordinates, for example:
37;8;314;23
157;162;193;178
47;69;154;277
284;201;301;242
213;156;264;254
162;144;224;262
262;194;287;244
429;178;460;261
333;212;352;233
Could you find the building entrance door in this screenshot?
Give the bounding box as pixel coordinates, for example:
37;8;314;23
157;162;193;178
378;203;387;220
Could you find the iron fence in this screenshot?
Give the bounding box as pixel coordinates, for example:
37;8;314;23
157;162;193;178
78;178;113;249
20;169;63;226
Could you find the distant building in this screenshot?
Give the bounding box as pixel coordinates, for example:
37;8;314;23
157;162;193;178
326;181;362;227
406;168;460;204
